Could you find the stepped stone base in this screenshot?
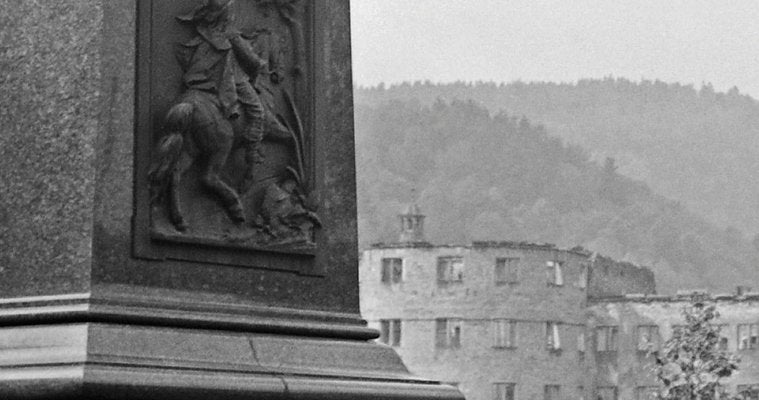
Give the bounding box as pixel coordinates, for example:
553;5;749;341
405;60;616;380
0;294;462;400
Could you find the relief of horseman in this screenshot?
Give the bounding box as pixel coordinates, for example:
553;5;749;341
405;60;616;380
178;0;269;168
149;0;293;232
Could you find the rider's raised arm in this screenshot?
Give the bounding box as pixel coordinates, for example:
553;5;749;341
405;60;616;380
229;34;267;79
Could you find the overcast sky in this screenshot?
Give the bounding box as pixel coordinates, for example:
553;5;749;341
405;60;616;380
350;0;759;97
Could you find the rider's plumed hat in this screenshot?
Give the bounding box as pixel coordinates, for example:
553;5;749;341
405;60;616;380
177;0;234;24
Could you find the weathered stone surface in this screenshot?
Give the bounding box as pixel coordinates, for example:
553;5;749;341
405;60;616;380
588;296;759;400
91;0;361;317
0;1;103;297
0;0;362;322
0;2;464;399
0;0;361;314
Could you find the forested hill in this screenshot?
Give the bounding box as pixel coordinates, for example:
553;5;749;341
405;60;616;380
356;79;759;241
354;95;759;294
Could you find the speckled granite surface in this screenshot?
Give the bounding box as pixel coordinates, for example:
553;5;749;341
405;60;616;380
0;0;362;317
0;5;466;398
0;1;103;296
89;0;363;315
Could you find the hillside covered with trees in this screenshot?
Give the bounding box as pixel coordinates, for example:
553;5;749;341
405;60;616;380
356;79;759;241
354;90;759;293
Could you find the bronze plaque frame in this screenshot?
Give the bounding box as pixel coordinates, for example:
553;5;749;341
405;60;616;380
133;0;323;274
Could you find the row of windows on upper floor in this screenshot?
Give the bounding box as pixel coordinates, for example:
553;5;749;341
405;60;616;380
377;319;759;353
491;383;759;400
380;257;587;288
492;383;631;400
379;318;579;353
610;323;759;352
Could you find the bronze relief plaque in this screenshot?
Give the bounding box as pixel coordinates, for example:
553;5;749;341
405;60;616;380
134;0;321;272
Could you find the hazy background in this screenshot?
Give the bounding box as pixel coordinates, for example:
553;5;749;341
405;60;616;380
349;2;759;293
351;0;759;98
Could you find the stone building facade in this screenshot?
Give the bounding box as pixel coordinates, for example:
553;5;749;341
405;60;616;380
360;207;759;400
359;206;656;400
587;294;759;400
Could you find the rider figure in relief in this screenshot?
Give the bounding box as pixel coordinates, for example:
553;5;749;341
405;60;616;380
177;0;266;166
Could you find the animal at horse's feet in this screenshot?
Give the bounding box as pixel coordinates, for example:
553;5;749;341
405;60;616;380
172;216;189;232
228;202;246;224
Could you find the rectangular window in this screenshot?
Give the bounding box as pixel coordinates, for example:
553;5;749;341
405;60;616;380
738;385;759;400
597;386;617;400
544;385;560;400
391;319;401;346
494;383;516;400
379;320;389;344
596;326;619;352
546;261;564;286
738;324;759;350
716;324;729;351
435;318;462;349
450;320;462;348
719;336;729;351
636;325;660;351
635;387;658;400
381;258;403;284
493;319;517;348
437;257;464;284
435;319;446;348
378;319;401;347
546;322;561;350
495;258;519;285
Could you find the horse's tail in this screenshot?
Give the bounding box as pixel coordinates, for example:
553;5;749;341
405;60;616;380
148;102;194;200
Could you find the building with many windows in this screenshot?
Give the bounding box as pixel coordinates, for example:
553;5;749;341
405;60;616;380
359;205;656;400
587;293;759;400
360;205;759;400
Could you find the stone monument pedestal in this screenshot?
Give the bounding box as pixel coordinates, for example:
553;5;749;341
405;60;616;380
0;1;462;399
0;298;455;399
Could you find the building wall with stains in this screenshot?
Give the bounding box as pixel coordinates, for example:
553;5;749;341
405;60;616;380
587;295;759;400
360;241;654;400
587;256;657;300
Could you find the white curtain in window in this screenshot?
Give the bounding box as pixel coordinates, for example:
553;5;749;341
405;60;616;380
451;259;464;281
555;263;564;285
739;324;750;349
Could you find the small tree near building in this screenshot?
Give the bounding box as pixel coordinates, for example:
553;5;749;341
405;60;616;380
653;299;740;400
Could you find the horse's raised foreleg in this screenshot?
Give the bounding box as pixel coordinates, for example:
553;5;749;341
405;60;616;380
202;147;245;224
168;151;194;231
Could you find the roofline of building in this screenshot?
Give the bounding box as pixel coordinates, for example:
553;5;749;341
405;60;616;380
369;241;437;249
366;241;657;279
591;291;759;304
589;254;654;275
369;240;591;255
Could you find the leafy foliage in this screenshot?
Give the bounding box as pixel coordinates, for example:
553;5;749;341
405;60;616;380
653;301;740;400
